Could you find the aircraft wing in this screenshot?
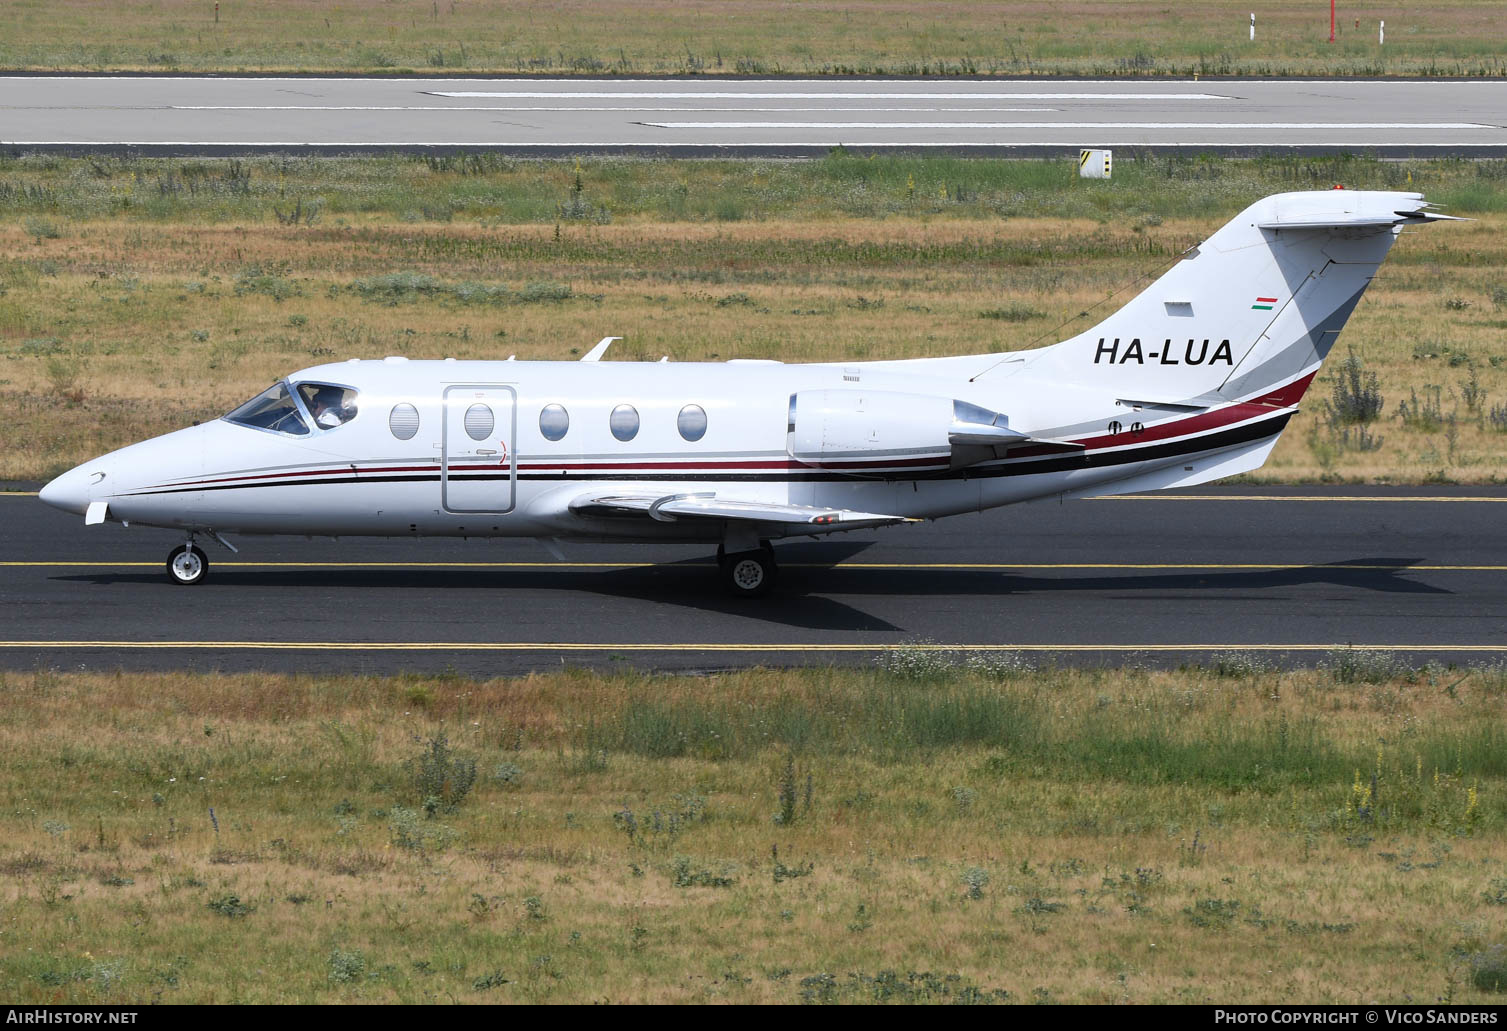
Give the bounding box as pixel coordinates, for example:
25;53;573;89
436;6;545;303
569;492;914;532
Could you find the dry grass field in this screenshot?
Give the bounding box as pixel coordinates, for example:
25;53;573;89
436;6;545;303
2;153;1505;484
0;657;1504;1003
0;0;1504;77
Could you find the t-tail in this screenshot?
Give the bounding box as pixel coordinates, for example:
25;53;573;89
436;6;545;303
991;190;1462;496
1033;190;1461;408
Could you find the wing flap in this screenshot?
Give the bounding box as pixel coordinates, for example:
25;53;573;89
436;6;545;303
570;492;913;531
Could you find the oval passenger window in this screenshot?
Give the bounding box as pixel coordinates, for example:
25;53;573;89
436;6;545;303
389;403;420;440
678;404;707;442
464;404;494;441
539;404;569;441
610;404;639;442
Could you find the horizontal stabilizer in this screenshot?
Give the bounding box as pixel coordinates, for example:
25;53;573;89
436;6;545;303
1257;206;1468;231
570;492;913;531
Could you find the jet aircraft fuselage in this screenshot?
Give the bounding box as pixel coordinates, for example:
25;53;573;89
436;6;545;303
40;190;1460;595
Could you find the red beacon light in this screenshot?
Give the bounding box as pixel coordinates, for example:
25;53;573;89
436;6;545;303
1333;184;1345;190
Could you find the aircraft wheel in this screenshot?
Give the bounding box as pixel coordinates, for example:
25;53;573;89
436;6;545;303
167;544;209;586
723;546;776;598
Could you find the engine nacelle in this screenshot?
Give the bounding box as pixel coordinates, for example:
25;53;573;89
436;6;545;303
787;390;1030;473
787;389;950;465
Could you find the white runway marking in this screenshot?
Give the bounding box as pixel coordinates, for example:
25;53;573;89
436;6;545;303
644;121;1492;130
163;105;1058;113
429;90;1233;101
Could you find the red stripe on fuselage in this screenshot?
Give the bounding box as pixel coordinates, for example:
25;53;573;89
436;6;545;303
149;464;442;490
1250;371;1317;408
532;455;949;472
150;455;950;490
1005;396;1294;459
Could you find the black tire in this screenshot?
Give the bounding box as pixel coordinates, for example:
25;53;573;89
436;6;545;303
723;547;776;598
167;544;208;586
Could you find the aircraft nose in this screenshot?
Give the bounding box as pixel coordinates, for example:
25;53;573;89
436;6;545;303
39;465;96;515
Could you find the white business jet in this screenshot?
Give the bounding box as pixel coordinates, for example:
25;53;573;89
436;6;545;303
40;189;1458;595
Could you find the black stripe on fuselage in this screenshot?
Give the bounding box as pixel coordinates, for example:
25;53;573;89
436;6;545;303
114;414;1290;498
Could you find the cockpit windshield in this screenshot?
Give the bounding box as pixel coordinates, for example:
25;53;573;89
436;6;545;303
225;381;310;436
297;382;359;430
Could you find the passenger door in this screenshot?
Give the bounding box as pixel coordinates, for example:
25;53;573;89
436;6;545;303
441;384;516;514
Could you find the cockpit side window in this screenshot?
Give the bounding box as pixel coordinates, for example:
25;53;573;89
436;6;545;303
297;383;360;430
225;382;310;436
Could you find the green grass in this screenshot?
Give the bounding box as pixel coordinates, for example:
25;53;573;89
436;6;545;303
1;659;1504;1003
4;151;1501;226
2;0;1505;77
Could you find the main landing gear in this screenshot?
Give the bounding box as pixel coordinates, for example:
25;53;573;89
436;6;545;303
717;540;778;598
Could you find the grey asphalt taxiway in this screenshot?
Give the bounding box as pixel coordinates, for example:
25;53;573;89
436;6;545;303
4;76;1507;155
4;486;1507;674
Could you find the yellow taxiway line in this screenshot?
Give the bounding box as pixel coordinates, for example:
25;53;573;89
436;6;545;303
1;641;1506;652
3;560;1506;572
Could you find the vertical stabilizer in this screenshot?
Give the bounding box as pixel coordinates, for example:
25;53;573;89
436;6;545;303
1026;191;1454;407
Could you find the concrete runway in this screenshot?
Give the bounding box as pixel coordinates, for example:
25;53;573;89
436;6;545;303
4;76;1507;155
5;486;1507;675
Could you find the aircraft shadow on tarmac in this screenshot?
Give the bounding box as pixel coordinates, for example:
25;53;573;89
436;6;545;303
54;547;1448;635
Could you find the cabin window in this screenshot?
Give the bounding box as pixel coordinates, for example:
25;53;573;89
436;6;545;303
224;381;309;436
464;403;495;441
677;404;707;442
539;404;569;441
610;404;639;442
296;382;360;430
389;403;420;440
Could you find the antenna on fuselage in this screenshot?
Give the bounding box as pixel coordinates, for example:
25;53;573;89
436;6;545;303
580;336;620;362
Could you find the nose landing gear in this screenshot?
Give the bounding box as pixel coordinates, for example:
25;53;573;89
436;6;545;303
165;530;237;585
166;540;209;586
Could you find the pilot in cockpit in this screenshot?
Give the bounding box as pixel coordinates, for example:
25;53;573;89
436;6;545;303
308;385;355;429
